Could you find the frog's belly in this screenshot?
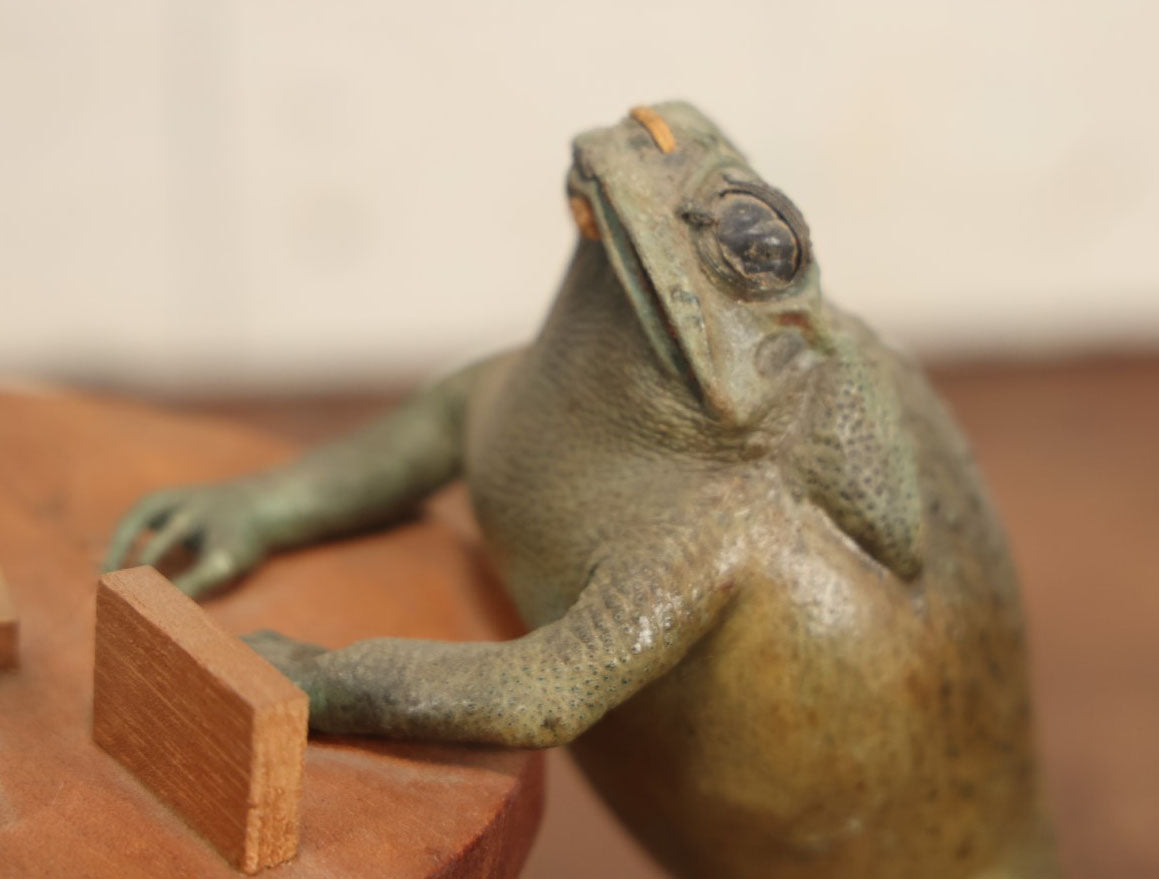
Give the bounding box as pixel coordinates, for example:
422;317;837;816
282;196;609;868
568;563;1053;879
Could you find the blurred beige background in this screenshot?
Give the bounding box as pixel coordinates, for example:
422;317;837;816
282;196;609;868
3;0;1158;392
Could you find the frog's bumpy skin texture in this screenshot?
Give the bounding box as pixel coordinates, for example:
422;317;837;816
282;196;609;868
791;328;924;581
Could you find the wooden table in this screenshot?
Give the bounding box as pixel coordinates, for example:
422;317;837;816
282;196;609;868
0;390;543;877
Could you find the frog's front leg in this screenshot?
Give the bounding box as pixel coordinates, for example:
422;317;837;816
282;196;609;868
103;351;517;596
244;538;738;748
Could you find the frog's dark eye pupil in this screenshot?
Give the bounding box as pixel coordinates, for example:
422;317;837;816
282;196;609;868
716;195;799;283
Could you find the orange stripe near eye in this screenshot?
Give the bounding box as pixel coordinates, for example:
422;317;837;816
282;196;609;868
629;106;677;154
569;196;601;240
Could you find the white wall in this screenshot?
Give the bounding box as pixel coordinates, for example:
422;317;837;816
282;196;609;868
2;0;1157;391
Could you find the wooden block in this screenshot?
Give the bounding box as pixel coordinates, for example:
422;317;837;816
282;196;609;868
0;567;17;670
93;566;308;873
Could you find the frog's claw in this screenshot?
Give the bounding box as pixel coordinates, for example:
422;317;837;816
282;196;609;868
172;548;249;598
102;489;184;573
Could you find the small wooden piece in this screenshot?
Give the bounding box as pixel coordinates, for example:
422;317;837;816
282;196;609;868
93;566;308;874
0;566;18;670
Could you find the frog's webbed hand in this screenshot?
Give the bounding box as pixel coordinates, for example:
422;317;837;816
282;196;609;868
243;536;739;748
102;482;277;596
103;353;513;597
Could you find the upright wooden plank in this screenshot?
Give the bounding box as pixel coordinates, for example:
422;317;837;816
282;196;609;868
93;566;309;873
0;567;18;670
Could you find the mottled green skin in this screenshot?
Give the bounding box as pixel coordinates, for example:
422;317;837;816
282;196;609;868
106;104;1057;877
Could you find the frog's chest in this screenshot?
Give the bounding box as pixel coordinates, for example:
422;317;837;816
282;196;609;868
463;385;683;628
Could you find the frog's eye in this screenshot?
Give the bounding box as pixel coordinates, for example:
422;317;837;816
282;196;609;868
716;194;799;284
688;176;811;297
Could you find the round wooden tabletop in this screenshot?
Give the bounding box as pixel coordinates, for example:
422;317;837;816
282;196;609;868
0;389;543;878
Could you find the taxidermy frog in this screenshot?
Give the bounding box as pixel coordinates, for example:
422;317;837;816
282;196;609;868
106;103;1058;878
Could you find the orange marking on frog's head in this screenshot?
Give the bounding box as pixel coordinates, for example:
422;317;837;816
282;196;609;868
629;106;677;154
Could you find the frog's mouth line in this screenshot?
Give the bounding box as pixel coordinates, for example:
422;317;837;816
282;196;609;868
582;184;704;406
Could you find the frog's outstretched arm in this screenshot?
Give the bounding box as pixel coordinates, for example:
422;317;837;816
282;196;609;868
245;538;738;748
235;355;504;547
103;352;515;595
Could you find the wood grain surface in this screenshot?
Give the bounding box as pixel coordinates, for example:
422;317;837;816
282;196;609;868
0;568;17;671
94;567;309;873
0;390;543;878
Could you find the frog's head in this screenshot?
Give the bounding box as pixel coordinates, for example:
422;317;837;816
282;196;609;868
567;102;826;428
